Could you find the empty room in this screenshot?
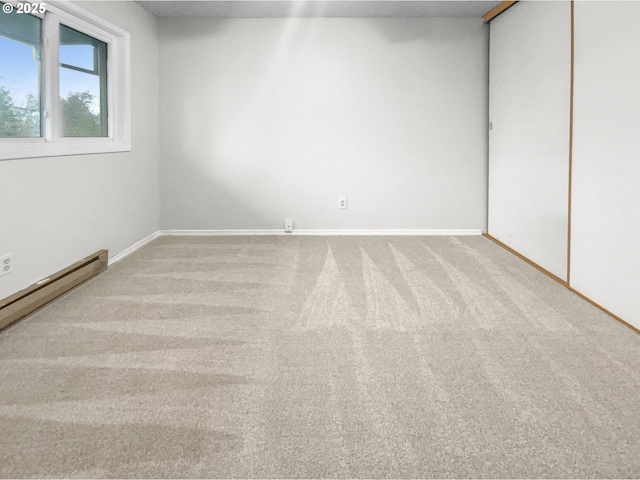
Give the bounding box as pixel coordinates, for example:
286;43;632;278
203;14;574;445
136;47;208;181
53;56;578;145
0;0;639;477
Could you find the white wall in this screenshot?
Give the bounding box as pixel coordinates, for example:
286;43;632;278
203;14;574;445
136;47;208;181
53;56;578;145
488;1;571;280
0;1;159;300
571;2;640;329
159;18;488;231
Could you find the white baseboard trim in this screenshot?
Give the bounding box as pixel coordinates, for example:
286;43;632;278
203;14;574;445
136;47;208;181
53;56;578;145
160;229;282;236
109;231;161;266
159;229;483;236
294;229;483;236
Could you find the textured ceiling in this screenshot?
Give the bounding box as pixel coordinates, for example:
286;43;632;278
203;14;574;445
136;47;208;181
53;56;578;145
135;1;502;18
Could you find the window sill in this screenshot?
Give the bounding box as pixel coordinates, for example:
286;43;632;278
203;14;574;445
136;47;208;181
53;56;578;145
0;139;131;161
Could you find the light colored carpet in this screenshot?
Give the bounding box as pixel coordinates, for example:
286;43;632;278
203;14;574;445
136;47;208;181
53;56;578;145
0;235;639;478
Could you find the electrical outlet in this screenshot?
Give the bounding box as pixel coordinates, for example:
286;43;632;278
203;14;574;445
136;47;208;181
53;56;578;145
284;219;294;233
0;254;13;278
338;197;347;209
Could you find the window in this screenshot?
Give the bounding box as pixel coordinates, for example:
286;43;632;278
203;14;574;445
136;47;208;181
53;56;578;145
0;1;130;160
0;8;42;138
59;24;108;137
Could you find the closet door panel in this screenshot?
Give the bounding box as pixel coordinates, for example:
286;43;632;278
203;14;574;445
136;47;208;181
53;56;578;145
571;2;640;329
488;1;571;280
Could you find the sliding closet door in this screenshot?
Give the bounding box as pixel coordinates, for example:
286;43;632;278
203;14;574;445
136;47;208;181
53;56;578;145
571;2;640;329
488;2;571;280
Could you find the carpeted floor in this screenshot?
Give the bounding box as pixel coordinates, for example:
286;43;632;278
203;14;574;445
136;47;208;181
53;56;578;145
0;235;639;478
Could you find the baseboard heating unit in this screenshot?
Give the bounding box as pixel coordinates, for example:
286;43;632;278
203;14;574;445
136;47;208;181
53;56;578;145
0;250;108;332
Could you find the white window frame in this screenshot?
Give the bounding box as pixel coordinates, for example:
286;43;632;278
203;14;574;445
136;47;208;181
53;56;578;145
0;1;130;160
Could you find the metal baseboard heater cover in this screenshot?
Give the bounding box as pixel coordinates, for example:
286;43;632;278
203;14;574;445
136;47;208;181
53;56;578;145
0;250;108;332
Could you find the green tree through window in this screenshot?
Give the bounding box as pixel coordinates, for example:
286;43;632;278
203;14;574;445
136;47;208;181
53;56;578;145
0;86;38;137
1;85;100;137
0;86;22;137
61;91;101;137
